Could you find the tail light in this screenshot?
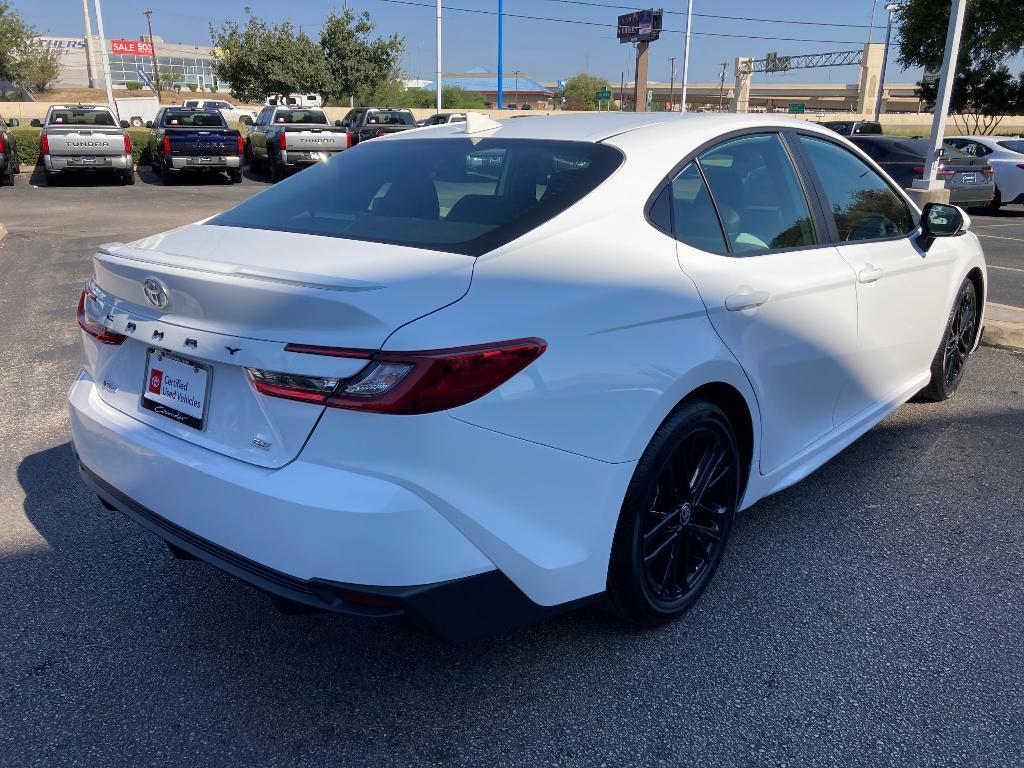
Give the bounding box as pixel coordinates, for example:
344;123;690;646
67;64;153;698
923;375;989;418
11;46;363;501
123;134;132;154
237;135;244;155
345;132;352;148
161;136;170;154
0;133;4;153
374;129;386;138
77;289;126;345
981;166;994;178
279;131;287;150
1017;164;1024;170
912;164;954;178
40;134;49;155
247;339;547;415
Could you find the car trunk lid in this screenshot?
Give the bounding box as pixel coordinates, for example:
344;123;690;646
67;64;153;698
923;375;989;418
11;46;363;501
85;224;474;468
44;127;125;157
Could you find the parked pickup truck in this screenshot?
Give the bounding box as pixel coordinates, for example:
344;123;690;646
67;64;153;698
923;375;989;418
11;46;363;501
146;107;243;185
0;114;21;186
246;106;349;182
335;108;418;146
32;105;135;186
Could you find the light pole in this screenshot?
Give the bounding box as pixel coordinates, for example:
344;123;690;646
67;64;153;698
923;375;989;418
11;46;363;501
874;3;900;121
717;61;727;112
435;0;442;112
497;0;503;109
92;0;117;120
667;56;676;112
80;0;96;88
679;0;693;113
513;69;520;108
143;9;162;102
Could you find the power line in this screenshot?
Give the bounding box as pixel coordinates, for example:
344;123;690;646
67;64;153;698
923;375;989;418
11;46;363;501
364;0;869;45
543;0;886;29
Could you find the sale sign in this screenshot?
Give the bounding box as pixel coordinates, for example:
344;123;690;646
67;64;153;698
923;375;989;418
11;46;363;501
110;39;153;55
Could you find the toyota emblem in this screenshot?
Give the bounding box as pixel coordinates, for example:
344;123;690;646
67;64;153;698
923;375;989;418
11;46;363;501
142;278;169;309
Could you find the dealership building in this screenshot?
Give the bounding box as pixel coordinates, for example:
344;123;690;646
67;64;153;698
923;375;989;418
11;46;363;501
39;35;219;91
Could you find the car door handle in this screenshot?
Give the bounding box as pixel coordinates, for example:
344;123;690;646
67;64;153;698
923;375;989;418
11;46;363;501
857;264;884;284
725;290;771;311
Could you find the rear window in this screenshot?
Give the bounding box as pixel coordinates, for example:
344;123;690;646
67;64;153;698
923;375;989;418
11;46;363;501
163;110;227;128
209;138;623;256
998;139;1024;154
49;109;115;126
366;111;415;126
274;109;328;125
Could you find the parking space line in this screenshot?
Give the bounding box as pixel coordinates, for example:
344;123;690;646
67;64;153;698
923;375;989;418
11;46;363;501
976;233;1024;242
972;221;1024;229
988;265;1024;273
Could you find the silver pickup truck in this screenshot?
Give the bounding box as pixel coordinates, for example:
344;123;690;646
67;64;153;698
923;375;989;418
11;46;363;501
33;105;134;186
245;106;349;182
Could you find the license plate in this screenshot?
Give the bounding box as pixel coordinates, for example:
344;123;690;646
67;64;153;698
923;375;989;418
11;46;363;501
197;156;213;164
311;151;330;162
141;349;211;431
961;172;978;184
79;156;97;164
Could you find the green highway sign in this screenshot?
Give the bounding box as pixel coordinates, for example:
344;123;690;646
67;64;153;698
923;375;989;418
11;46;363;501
596;89;613;101
788;102;806;114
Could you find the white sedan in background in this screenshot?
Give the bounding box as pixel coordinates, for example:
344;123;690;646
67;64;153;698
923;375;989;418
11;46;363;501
945;134;1024;212
70;113;986;640
181;98;259;125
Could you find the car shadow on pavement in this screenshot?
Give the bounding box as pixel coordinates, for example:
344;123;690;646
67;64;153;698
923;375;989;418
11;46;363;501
21;164;127;188
10;385;1024;764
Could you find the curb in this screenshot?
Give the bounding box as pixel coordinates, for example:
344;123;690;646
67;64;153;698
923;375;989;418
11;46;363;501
982;303;1024;352
0;223;7;248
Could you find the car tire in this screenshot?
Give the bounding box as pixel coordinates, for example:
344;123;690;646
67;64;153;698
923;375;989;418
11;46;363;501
159;164;174;185
606;399;741;627
269;151;284;183
1;168;12;186
981;189;1001;215
918;276;978;402
43;169;57;186
228;168;242;184
121;169;135;186
130;117;144;127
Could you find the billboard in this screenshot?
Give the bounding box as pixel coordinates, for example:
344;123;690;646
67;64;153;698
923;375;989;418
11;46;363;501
617;9;663;44
111;39;153;56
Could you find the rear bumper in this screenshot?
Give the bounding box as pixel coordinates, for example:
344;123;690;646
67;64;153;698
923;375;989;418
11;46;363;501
279;149;341;167
69;370;624;635
79;462;568;641
168;155;242;170
45;154;132;172
949;183;996;207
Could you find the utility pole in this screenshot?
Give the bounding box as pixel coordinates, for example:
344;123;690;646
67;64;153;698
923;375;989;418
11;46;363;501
718;61;727;111
513;70;521;108
668;56;676;112
81;0;96;88
435;0;442;112
497;0;503;109
620;70;624;111
92;0;117;119
679;0;693;113
874;3;899;121
912;0;967;195
143;10;162;102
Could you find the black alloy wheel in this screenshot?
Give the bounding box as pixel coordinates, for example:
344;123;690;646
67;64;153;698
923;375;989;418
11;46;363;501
919;277;978;402
608;400;740;625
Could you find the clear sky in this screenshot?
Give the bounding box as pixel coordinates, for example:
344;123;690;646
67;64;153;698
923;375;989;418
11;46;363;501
20;0;924;85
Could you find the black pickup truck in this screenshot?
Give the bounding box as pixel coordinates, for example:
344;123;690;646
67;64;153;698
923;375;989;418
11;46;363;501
146;107;243;184
335;108;418;146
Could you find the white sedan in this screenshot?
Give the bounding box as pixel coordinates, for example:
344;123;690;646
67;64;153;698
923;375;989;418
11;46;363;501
945;134;1024;212
69;113;986;639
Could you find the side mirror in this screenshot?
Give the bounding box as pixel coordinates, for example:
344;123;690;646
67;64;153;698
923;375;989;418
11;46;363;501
918;202;967;251
30;118;41;128
120;120;130;129
8;118;18;127
334;120;342;127
145;121;154;128
240;115;252;125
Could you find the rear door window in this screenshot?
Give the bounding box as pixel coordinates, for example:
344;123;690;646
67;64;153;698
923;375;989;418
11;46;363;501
697;133;816;253
208;138;623;256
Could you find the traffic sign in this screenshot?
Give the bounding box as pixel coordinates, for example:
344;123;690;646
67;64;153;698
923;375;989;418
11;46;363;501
787;102;806;114
596;89;612;101
558;79;567;91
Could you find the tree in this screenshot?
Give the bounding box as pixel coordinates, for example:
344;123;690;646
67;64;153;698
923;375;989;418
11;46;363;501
0;1;37;83
17;41;62;92
210;12;328;103
563;73;611;111
320;10;403;105
896;0;1024;133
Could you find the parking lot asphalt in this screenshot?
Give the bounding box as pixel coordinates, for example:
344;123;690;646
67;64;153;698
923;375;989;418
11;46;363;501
968;207;1024;308
1;175;1023;767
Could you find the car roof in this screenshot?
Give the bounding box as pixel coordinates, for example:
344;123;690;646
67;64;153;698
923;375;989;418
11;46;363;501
388;112;834;144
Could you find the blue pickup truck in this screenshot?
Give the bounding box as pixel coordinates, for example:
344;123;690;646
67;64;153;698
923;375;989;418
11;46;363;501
146;107;243;184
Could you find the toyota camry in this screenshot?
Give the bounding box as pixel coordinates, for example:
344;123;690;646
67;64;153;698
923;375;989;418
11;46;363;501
69;113;986;639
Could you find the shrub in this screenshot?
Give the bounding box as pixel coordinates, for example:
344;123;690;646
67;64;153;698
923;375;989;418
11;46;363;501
125;81;143;91
187;84;197;92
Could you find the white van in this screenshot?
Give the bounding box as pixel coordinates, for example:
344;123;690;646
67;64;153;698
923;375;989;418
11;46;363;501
265;94;323;108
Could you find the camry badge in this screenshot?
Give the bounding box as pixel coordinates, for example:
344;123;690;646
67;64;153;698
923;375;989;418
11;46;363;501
142;278;169;309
